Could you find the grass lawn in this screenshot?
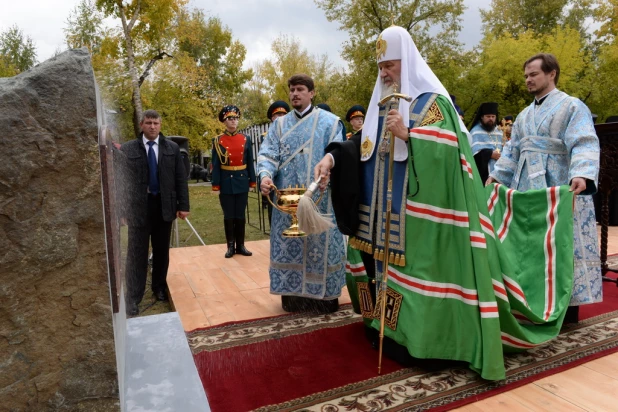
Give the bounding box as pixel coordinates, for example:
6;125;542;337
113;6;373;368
175;185;271;247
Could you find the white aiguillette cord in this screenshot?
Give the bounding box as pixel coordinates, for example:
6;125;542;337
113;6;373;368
296;175;335;235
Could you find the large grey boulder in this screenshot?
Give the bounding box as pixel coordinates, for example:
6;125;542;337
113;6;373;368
0;48;119;411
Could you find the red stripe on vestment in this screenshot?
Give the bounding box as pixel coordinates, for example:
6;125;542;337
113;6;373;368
497;189;514;241
410;126;458;142
470;231;486;248
346;262;366;277
492;279;508;302
409;126;459;147
479;213;495;238
479;302;499;318
501;333;537;349
406;201;469;226
460;154;473;179
487;184;500;216
511;310;540;325
544;187;559;320
388;267;478;304
503;274;530;308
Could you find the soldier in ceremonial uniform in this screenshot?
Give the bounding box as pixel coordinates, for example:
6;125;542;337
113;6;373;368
267;100;290;123
261;101;291;147
212;105;257;258
345;105;366;139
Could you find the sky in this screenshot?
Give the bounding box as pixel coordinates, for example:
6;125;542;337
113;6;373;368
0;0;491;69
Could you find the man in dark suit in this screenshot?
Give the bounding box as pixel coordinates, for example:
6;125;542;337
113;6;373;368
121;109;190;316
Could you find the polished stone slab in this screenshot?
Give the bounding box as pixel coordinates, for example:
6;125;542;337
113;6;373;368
125;312;210;412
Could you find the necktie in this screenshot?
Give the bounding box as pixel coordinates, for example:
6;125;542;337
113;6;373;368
147;141;159;195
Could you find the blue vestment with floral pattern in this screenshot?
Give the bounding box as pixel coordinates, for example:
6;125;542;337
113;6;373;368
257;107;346;299
490;89;602;305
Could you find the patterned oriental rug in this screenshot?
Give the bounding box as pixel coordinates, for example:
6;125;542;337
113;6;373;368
188;280;618;412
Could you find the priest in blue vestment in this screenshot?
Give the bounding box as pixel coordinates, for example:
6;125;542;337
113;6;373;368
488;53;602;322
470;102;504;183
257;74;346;313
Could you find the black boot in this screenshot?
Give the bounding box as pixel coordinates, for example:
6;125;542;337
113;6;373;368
224;219;235;258
234;218;252;256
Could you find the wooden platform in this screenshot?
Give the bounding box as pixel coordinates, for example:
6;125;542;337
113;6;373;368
167;240;350;331
168;228;618;411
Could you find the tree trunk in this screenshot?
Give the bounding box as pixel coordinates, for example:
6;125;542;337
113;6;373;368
117;0;143;137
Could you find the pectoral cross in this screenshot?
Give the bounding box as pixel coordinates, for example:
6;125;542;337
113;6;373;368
378;82;399;159
378;135;390;158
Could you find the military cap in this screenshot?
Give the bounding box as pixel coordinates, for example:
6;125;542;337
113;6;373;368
219;105;241;122
266;100;290;120
346;105;366;122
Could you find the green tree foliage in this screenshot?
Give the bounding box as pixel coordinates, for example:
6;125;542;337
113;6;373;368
262;36;333;101
480;0;569;38
316;0;463;49
592;41;618;121
241;61;273;124
0;25;37;76
65;0;106;54
562;0;596;38
595;0;618;41
94;0;186;135
588;0;618;121
140;53;219;150
177;11;252;100
314;0;465;125
171;10;252;145
239;35;336;125
457;28;591;123
65;2;251;151
0;56;17;77
462;0;610;123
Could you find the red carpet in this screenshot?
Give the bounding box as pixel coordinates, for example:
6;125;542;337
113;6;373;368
188;309;395;412
194;321;401;411
188;281;618;412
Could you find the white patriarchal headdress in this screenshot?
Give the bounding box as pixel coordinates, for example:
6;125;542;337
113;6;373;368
361;26;464;161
